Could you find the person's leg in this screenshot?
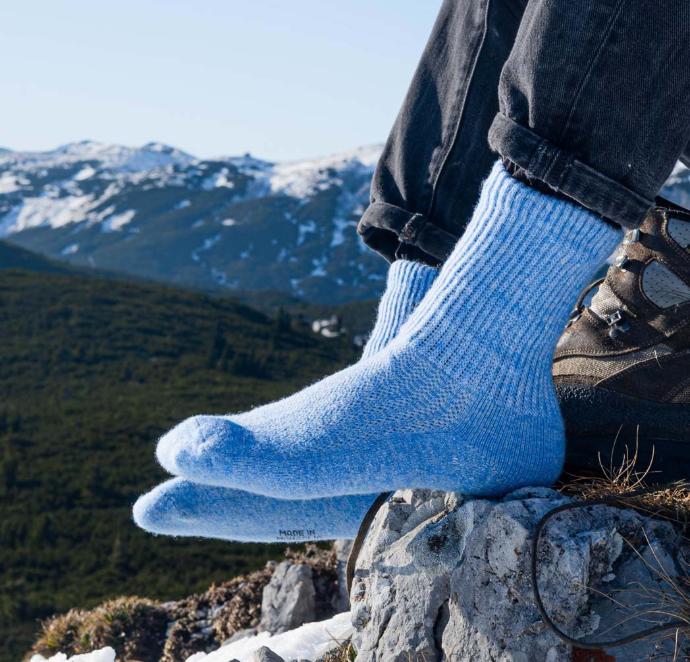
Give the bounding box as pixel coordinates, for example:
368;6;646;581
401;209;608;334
489;0;690;228
488;0;690;482
358;0;528;265
136;0;533;539
156;162;620;499
134;261;438;542
153;1;690;500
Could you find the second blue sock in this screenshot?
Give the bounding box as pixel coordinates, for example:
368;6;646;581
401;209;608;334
135;260;438;541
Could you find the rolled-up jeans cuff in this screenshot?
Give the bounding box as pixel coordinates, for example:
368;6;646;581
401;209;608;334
357;201;460;264
488;112;654;229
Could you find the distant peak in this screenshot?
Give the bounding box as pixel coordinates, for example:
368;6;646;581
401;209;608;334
142;141;195;158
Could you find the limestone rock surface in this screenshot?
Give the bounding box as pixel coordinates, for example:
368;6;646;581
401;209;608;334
350;488;689;661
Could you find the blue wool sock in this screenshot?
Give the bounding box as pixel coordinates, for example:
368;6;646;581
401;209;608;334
133;477;379;542
134;260;437;542
156;162;622;499
361;259;439;358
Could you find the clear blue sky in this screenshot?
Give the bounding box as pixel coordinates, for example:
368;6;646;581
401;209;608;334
1;1;441;161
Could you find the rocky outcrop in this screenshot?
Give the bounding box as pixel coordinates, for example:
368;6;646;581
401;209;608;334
32;491;690;661
260;546;341;635
252;646;287;662
260;563;317;635
30;545;345;662
333;539;353;613
350;488;689;662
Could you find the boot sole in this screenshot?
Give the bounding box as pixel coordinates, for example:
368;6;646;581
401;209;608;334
556;384;690;484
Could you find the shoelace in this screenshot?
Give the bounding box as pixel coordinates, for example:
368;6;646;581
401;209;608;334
568;230;643;338
568;277;605;325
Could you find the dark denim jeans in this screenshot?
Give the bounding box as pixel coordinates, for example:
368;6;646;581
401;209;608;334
358;0;690;266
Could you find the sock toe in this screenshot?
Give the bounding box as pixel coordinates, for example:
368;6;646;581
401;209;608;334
156;414;248;481
132;480;184;535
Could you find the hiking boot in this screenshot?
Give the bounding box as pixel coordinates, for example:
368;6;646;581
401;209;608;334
554;200;690;484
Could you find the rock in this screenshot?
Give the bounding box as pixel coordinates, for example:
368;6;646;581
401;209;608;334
351;488;689;661
333;539;353;612
260;562;316;634
260;544;345;635
162;565;273;661
252;646;285;662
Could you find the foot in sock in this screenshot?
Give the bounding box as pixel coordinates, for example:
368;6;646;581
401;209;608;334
133;478;379;542
157;163;623;499
134;260;438;542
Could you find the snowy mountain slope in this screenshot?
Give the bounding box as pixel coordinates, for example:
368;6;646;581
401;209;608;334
661;161;690;209
4;141;689;303
0;141;385;303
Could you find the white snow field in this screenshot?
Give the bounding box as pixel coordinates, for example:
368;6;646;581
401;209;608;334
30;647;116;662
29;612;353;662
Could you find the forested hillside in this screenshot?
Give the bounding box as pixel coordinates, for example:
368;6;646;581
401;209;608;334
0;261;360;661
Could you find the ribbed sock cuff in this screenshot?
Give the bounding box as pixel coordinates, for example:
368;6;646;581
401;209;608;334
362;260;438;358
401;162;622;372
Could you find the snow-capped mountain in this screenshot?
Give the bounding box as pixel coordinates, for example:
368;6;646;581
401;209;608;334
3;141;689;303
0;141;385;303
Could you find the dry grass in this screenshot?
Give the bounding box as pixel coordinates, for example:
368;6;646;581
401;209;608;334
30;596;168;661
560;429;690;530
29;544;344;661
318;639;357;662
551;429;690;658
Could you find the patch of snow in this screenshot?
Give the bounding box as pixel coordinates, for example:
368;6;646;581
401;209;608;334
211;267;228;285
191;233;221;262
0;194;94;235
311;256;327;277
61;243;79;255
175;199;191;210
74;166;96;181
331;217;356;247
221;218;237;226
224;154;273;174
0;206;20;236
290;277;303;297
102;209;136;232
0;180;126;237
268;145;381;198
30;646;116;662
0;141;194;174
202;168;235;191
192;219;205;229
187;612;352;662
0;172;25;193
330;179;367;247
239;243;253;259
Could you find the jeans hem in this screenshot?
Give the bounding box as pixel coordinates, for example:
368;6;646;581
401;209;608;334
488;112;654;229
357;201;459;265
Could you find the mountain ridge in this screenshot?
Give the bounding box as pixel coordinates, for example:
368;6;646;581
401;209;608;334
4;141;690;304
0;141;386;303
